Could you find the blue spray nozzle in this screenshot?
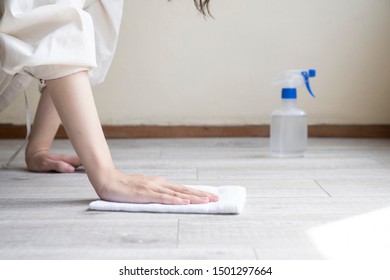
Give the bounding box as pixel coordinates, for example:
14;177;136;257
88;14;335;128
273;68;317;99
301;69;316;98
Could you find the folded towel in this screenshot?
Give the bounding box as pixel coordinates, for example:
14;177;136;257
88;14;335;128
89;185;246;214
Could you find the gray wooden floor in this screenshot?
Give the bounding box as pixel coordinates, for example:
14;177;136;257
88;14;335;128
1;138;390;260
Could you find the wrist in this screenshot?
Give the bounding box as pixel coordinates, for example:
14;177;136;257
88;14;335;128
85;163;117;198
25;143;50;162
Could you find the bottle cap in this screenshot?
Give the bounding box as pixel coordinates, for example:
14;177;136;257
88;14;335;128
281;88;297;99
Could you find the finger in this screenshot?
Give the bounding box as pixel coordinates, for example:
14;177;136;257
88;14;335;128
151;186;213;204
164;184;219;202
57;154;82;168
144;191;191;205
168;190;211;204
45;158;76;173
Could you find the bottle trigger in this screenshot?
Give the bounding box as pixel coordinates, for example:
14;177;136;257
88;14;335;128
301;70;316;98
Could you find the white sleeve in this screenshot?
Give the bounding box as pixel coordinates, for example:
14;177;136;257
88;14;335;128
0;0;123;85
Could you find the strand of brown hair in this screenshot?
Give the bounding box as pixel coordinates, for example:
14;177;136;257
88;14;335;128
168;0;212;17
193;0;211;16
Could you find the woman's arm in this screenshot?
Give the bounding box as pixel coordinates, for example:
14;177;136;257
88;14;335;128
45;71;218;204
25;88;81;173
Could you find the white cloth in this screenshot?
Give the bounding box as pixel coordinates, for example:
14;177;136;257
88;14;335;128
89;186;247;214
0;0;123;111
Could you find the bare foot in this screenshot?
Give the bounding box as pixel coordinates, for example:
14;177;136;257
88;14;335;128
26;148;82;173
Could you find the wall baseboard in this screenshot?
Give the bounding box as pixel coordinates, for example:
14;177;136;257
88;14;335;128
0;124;389;139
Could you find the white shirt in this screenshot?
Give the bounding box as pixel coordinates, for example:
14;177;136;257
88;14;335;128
0;0;123;111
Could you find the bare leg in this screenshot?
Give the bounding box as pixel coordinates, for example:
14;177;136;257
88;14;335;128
25;89;81;173
45;71;219;204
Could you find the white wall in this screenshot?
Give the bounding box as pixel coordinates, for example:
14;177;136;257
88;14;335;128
1;0;390;125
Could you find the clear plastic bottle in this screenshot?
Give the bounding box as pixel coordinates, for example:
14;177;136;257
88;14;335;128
270;69;316;158
271;97;307;157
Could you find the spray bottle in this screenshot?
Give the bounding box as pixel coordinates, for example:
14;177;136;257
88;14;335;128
270;69;316;157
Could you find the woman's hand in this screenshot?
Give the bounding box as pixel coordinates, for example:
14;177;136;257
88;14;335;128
97;169;219;205
26;148;81;173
